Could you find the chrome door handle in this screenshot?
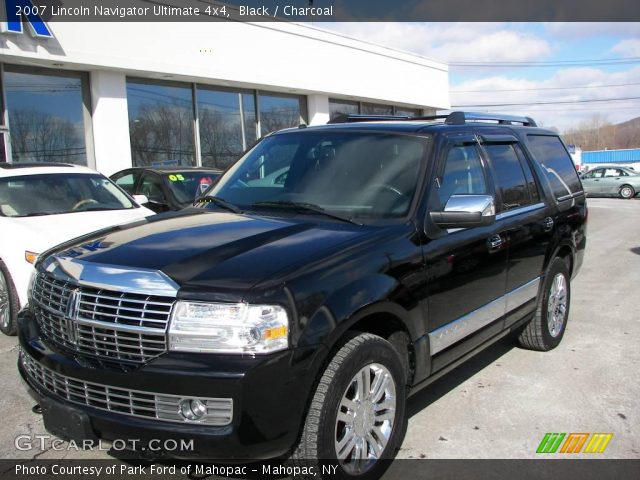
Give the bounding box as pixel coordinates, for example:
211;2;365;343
543;217;554;231
488;234;503;250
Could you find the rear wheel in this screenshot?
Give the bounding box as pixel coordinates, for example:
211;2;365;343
0;259;19;336
619;185;635;199
518;257;571;351
290;333;408;480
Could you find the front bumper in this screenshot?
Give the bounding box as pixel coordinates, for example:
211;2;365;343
18;309;324;460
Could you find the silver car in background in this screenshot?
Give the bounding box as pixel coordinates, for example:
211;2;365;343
581;166;640;199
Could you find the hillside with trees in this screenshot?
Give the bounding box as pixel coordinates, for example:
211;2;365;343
562;115;640;151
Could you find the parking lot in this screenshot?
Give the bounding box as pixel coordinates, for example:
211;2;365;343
1;197;638;462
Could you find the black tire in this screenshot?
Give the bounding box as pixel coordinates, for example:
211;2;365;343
619;184;635;199
290;332;408;480
0;259;19;336
518;257;571;351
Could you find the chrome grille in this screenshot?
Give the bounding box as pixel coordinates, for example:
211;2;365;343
20;349;233;426
31;273;174;364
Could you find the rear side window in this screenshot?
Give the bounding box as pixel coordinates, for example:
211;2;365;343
484;143;531;212
527;135;582;200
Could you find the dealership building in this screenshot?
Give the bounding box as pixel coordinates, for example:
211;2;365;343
0;21;449;175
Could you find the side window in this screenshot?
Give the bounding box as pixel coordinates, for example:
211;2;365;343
587;169;604;178
112;172;138;194
604;168;622;177
527;135;582;200
439;144;487;208
484;143;531;211
139;173;167;204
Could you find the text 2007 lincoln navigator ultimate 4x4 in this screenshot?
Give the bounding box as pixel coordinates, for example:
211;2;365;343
18;112;586;479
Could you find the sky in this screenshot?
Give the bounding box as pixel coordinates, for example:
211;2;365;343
321;22;640;131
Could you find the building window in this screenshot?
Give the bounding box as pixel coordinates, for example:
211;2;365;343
259;93;306;136
4;66;90;165
127;79;196;167
361;102;393;115
394;107;422;117
197;87;256;169
329;99;359;121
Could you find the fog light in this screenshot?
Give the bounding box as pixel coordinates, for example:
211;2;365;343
179;398;207;421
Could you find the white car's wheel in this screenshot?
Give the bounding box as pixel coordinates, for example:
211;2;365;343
0;259;19;336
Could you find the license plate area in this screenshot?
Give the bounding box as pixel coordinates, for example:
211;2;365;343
41;396;98;444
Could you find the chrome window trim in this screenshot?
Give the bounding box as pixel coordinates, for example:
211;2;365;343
429;277;540;355
556;191;585;202
495;202;545;221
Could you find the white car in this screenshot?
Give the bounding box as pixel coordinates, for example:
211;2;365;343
0;163;154;335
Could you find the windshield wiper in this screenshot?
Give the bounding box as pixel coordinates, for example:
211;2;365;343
195;195;243;214
251;201;360;225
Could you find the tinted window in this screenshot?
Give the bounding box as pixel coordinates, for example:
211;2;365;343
206;131;427;220
329;99;359;121
4;67;88;165
439;145;487;207
527;135;582;200
164;171;220;204
259;93;306;136
112;171;139;194
484;143;530;211
127;79;196;167
139;173;167;204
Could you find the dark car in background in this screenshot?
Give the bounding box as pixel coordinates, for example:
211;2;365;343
111;167;222;212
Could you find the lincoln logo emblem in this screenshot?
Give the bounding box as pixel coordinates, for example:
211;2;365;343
64;289;81;344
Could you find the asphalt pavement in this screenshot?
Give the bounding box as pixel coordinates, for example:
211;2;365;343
0;197;638;462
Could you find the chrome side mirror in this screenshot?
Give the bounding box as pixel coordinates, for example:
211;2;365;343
430;194;496;229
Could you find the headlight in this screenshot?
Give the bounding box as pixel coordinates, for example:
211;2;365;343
168;302;289;354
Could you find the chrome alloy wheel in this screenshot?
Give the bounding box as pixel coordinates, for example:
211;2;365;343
547;273;568;337
0;270;10;329
334;363;397;474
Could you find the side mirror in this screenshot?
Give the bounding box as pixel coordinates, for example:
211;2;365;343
430;194;496;229
132;194;149;205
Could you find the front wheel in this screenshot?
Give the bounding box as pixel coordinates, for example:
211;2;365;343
290;333;408;480
0;259;19;336
619;184;635;199
518;257;571;351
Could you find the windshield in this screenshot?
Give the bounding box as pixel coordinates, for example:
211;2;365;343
0;173;135;218
164;171;221;204
203;130;428;220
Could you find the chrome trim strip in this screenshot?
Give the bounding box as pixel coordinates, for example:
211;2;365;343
429;296;506;355
41;255;179;297
495;202;545;221
556;191;585;202
429;276;541;355
505;277;540;312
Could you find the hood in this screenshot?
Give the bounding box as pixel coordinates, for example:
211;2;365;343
45;210;374;296
11;207;153;256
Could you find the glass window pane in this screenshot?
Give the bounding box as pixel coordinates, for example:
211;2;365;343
329;99;359;121
439;145;487;207
241;93;257;146
361;103;393;115
127;79;195;167
484;144;531;211
4;68;87;165
394;107;421;117
527;135;582;199
198;88;245;169
259;93;305;136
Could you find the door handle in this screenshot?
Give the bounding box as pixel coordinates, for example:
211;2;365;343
543;217;554;232
488;234;503;251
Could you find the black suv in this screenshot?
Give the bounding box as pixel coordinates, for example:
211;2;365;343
18;112;586;479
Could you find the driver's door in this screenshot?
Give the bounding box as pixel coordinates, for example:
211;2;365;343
422;135;509;368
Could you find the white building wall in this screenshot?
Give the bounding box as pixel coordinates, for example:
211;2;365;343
307;94;330;126
89;71;133;175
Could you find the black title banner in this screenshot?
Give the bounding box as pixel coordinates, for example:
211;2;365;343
0;0;639;23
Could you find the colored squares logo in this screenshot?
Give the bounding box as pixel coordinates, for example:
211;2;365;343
537;433;613;454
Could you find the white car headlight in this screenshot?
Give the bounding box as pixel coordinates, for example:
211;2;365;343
168;301;289;354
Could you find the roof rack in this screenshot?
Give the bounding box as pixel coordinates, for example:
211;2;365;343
328;111;537;127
